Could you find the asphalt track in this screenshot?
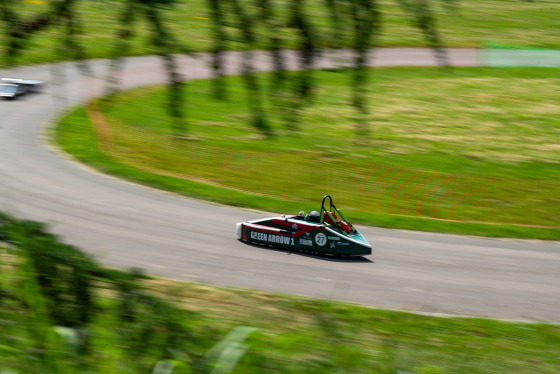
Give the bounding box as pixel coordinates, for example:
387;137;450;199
1;49;559;323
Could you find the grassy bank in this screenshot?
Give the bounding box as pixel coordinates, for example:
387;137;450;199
2;0;560;67
2;213;560;373
55;67;560;240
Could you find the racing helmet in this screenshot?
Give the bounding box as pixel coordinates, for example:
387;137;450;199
305;211;321;223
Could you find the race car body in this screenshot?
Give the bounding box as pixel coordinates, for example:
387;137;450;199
1;78;44;99
236;195;371;257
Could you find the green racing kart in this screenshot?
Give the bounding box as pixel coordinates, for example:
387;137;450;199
236;195;371;257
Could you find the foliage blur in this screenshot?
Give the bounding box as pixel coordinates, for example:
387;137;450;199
0;211;258;373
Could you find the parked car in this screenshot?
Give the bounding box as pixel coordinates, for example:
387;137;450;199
0;78;44;99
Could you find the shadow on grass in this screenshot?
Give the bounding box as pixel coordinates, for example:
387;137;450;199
240;241;374;263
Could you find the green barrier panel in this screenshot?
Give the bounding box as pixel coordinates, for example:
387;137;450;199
481;41;560;67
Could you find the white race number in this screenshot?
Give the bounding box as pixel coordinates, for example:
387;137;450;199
315;233;327;247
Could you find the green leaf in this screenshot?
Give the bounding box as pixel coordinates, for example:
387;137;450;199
204;326;259;374
53;326;81;354
0;369;20;374
0;344;22;356
152;360;175;374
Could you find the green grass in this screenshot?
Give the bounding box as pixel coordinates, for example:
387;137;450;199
54;67;560;240
3;0;560;67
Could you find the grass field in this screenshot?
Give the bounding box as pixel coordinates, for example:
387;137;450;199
2;0;560;67
55;67;560;240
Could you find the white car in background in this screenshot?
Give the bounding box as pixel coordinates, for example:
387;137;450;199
0;78;44;99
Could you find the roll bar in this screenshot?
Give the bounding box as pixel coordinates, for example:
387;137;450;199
321;195;335;213
320;195;356;234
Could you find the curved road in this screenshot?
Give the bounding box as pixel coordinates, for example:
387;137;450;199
1;49;559;323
